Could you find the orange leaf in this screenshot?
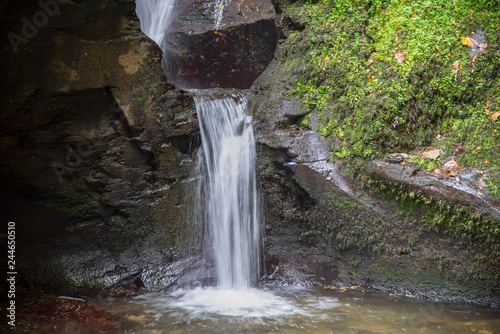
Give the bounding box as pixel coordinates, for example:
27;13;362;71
453;60;459;71
394;49;406;63
461;36;471;47
492;112;500;121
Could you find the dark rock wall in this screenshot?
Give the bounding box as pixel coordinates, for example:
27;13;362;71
0;0;198;292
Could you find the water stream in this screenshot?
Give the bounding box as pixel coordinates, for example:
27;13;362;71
135;0;177;48
194;94;260;290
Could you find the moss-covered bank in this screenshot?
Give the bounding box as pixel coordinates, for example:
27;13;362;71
273;0;500;195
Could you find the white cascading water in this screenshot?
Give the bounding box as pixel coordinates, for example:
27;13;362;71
213;0;228;30
135;0;176;48
134;0;294;317
194;94;260;289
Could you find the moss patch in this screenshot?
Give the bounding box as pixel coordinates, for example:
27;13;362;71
362;176;500;280
277;0;500;191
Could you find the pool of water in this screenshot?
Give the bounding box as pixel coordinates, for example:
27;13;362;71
26;287;494;334
10;287;500;333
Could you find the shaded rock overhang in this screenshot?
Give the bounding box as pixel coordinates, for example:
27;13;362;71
161;0;279;89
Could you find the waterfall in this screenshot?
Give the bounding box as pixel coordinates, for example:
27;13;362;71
135;0;262;292
135;0;177;49
194;94;260;289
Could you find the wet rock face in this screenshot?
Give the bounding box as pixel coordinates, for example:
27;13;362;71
0;0;198;292
163;0;279;89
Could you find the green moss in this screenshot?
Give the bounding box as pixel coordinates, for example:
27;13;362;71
279;0;500;184
363;176;500;280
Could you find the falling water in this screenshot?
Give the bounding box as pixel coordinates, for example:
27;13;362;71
133;0;288;317
213;0;228;30
194;94;260;289
135;0;177;48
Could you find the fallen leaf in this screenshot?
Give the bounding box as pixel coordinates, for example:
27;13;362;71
479;179;483;183
422;148;441;159
434;169;442;177
469;37;479;48
394;49;406;62
492;112;499;121
442;160;460;169
453;60;459;71
452;20;457;26
461;36;471;47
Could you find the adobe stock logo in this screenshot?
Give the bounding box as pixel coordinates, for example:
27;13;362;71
7;0;68;53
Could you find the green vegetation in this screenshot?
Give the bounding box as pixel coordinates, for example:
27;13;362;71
363;177;500;279
279;0;500;194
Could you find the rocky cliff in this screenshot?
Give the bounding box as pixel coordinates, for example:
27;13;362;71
0;0;498;308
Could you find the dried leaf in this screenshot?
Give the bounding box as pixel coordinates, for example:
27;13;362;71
492;112;500;121
453;60;459;71
469;37;479;48
442;160;460;169
434;169;442;177
422;148;441;159
394;49;406;62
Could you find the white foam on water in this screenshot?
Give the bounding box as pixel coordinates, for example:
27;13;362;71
135;288;342;322
169;287;298;318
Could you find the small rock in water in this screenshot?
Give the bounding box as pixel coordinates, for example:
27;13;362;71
385;156;404;163
387;153;413;159
386;153;414;163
